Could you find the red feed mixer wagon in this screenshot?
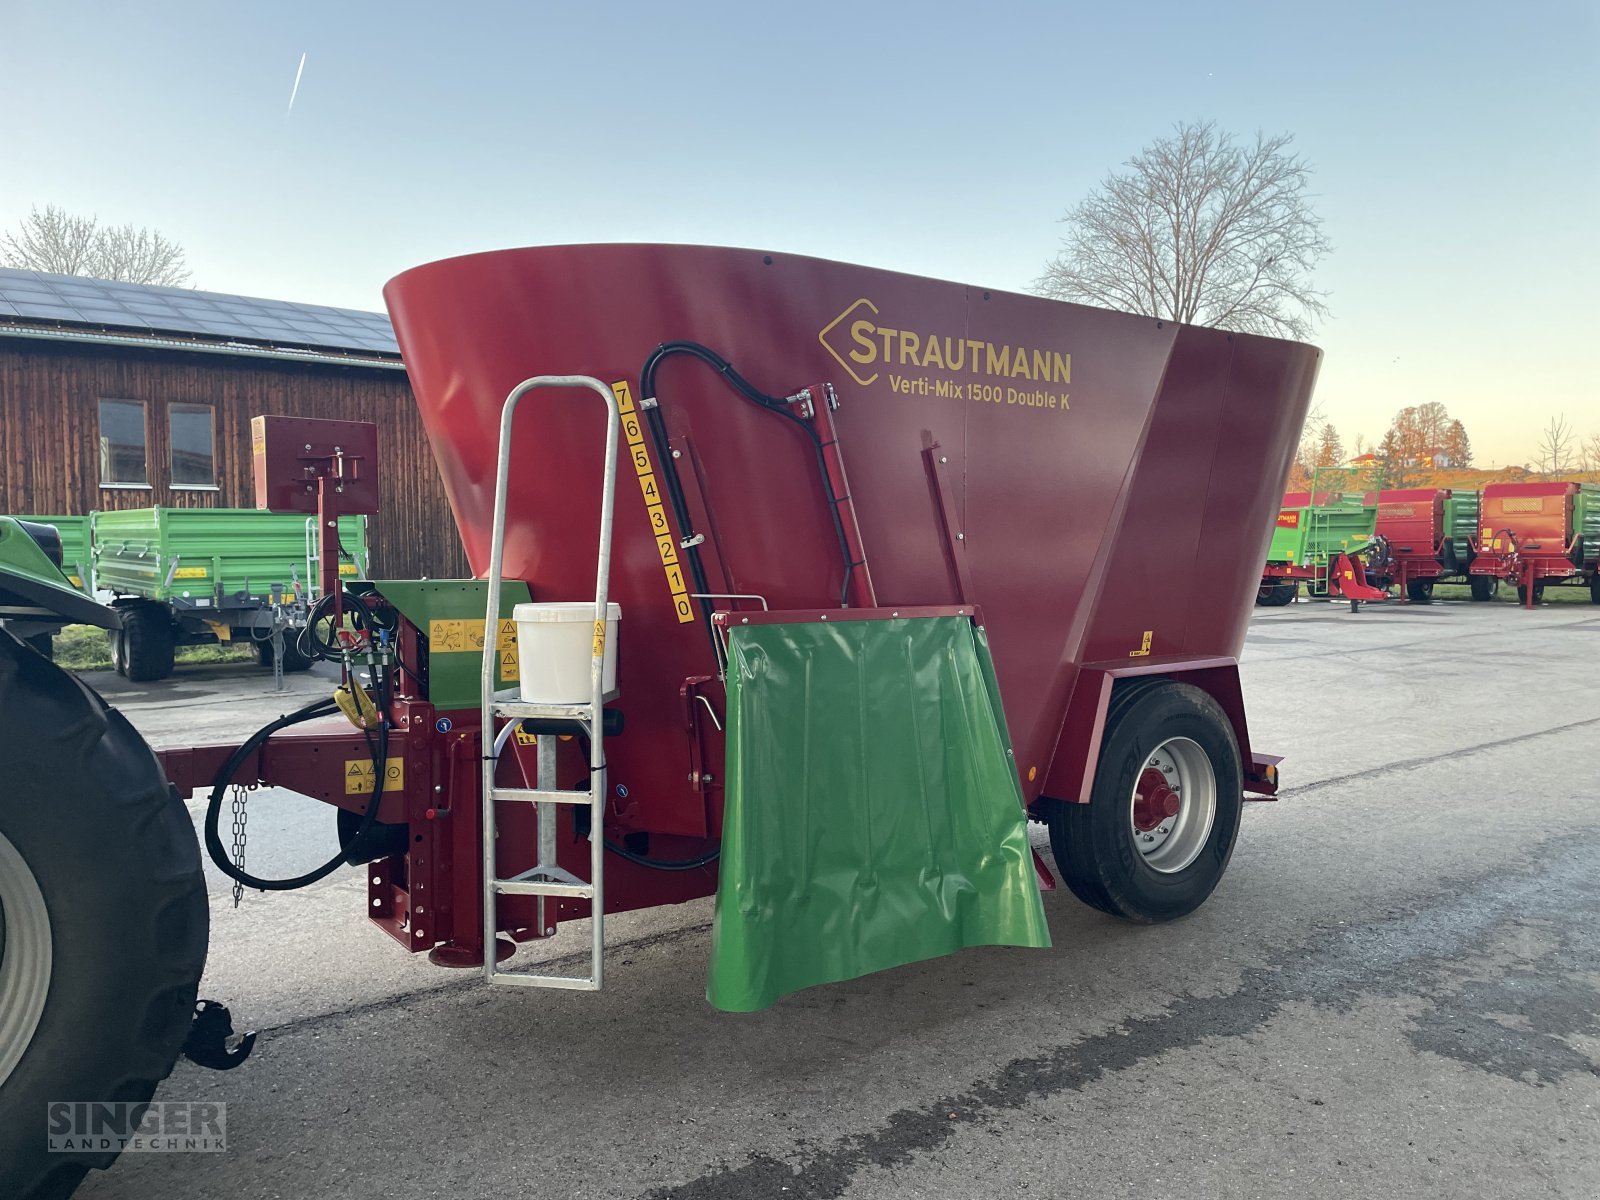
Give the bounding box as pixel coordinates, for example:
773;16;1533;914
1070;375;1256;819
372;243;1316;992
1469;480;1600;606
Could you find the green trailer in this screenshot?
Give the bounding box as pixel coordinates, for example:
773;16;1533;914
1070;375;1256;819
1257;465;1388;609
92;507;369;681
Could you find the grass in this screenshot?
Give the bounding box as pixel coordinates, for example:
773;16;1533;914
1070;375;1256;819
53;623;258;672
1429;581;1596;605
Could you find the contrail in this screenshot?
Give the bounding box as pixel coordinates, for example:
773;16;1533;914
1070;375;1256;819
287;52;307;116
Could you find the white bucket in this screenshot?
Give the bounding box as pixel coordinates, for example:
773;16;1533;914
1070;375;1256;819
511;602;621;703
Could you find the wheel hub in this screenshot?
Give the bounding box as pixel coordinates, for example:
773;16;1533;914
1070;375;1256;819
1128;738;1218;874
1133;768;1181;831
0;830;52;1087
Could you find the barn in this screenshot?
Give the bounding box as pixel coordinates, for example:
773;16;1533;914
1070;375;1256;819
0;267;469;580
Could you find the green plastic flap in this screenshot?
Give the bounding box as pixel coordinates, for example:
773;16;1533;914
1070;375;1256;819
708;614;1050;1012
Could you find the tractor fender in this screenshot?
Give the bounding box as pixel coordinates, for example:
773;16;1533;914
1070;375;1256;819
0;517;120;630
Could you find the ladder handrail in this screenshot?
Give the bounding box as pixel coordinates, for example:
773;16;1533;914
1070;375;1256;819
481;375;621;988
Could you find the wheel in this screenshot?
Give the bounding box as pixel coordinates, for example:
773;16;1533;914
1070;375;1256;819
0;631;208;1200
1255;581;1296;607
119;602;175;682
1350;599;1360;613
1590;578;1599;605
1405;578;1434;604
1046;680;1243;922
254;631;313;672
1469;575;1498;602
1516;584;1546;606
109;627;128;676
23;634;53;660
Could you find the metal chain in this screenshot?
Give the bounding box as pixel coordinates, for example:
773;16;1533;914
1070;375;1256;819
230;783;251;908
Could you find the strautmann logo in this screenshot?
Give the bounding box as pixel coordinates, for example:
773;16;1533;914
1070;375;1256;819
818;298;1070;412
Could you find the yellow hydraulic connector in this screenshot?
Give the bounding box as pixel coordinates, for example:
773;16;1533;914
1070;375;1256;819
335;680;381;730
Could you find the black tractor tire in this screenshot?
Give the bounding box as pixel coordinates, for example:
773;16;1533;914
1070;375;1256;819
0;630;208;1200
24;634;53;661
1045;679;1243;923
1516;584;1546;606
1590;578;1599;605
1255;581;1296;607
1469;575;1498;602
1405;578;1434;604
254;632;313;673
119;603;175;682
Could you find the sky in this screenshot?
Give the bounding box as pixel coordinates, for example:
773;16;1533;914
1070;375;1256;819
1;0;1594;467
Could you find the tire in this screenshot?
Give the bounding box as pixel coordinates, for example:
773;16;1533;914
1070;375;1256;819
1046;679;1244;923
1469;575;1498;602
109;628;128;677
1255;581;1296;607
1405;578;1434;604
1590;578;1599;605
1516;584;1546;606
24;634;53;661
120;603;175;682
254;631;313;673
0;631;208;1200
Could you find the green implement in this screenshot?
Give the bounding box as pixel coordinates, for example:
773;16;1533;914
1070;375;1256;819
708;613;1051;1013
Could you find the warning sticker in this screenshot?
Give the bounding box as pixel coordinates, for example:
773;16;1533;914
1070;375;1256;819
428;617;518;677
345;756;405;794
613;380;695;624
174;566;209;579
592;618;607;657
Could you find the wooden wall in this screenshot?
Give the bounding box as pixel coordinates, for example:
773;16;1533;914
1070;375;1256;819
0;339;470;580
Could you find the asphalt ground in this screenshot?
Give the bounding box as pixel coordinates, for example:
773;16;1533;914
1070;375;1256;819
76;596;1600;1199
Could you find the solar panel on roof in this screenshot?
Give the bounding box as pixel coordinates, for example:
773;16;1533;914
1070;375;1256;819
0;266;400;356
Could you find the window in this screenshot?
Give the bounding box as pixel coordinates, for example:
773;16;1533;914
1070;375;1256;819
169;404;216;487
98;398;148;486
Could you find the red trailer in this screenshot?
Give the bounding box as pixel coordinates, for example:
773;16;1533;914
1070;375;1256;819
1368;487;1489;602
1469;481;1600;606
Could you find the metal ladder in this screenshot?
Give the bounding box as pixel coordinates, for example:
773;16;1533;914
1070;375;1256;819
305;514;369;595
480;375;620;990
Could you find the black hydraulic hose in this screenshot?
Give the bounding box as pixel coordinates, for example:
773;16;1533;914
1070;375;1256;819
302;587;372;661
638;341;857;612
203;696;390;892
603;837;719;872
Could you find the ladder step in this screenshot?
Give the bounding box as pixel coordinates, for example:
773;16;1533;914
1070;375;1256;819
493;879;595;899
488;972;600;991
492;699;593;721
489;787;594;806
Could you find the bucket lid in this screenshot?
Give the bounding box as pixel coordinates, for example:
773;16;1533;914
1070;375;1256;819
512;602;622;622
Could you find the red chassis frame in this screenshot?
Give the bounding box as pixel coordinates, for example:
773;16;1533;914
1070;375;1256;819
158;603;1279;969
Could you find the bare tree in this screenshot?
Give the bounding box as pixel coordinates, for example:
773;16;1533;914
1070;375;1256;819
1536;414;1575;476
1;204;192;286
1581;430;1600;473
1034;121;1330;339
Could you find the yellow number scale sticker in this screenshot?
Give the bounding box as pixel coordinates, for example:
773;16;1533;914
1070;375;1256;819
613;380;694;623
